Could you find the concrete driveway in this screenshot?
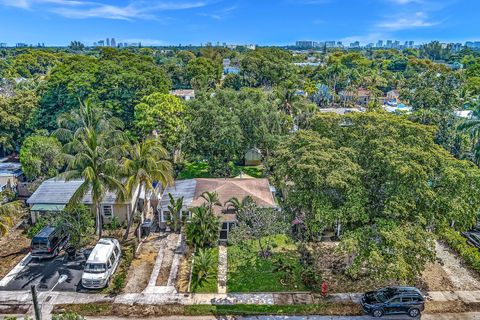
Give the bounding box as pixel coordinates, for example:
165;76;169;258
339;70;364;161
0;252;87;292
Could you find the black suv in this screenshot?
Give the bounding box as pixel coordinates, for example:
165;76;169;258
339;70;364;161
361;286;425;318
30;226;69;259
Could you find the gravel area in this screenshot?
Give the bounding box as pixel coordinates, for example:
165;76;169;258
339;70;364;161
435;241;480;290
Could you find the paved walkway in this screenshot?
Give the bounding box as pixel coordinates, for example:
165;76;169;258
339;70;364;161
144;233;178;294
218;245;227;294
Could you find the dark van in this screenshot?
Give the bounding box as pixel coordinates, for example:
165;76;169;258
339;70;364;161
30;226;69;259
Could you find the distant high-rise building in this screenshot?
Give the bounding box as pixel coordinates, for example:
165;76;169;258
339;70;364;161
408;41;414;47
106;38;110;47
98;40;105;46
15;43;28;47
325;41;336;48
0;43;7;48
393;40;400;48
386;40;393;48
93;42;98;47
366;43;374;48
295;41;319;49
111;38;116;47
376;40;384;48
350;41;360;48
337;41;343;47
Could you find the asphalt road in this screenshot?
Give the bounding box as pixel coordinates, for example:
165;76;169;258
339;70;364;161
1;252;86;292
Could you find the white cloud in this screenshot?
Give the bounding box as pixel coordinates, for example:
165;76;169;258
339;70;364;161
0;0;211;20
376;11;438;31
199;5;238;20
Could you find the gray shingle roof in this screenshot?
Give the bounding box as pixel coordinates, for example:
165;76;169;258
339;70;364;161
27;178;123;205
159;179;196;212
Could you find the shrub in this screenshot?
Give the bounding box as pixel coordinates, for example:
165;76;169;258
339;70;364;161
52;312;85;320
439;227;480;272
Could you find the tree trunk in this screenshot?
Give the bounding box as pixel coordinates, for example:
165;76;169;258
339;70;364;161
95;202;102;240
123;183;143;241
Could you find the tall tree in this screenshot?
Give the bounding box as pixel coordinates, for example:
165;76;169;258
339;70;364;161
122;138;173;239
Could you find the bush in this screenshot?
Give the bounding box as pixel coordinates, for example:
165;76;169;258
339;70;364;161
52;312;85;320
439;227;480;272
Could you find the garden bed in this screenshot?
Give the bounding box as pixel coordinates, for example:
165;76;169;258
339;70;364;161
53;302;363;317
228;235;307;292
191;247;218;293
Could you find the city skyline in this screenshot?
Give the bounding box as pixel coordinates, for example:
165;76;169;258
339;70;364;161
0;0;479;46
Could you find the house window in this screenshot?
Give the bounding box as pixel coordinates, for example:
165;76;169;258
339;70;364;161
102;205;113;218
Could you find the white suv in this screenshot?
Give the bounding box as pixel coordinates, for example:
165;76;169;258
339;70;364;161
81;238;121;289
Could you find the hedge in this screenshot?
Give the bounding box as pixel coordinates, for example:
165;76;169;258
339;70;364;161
439;227;480;272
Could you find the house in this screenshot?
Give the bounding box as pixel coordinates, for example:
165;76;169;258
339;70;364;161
158;178;277;241
26;178;140;224
454;110;474;119
318;107;365;115
339;88;371;105
170;89;195;101
0;162;23;194
244;148;262;166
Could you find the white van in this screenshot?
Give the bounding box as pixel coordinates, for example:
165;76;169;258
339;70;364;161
81;238;121;289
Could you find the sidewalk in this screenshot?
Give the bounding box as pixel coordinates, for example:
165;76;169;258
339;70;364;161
2;290;480;319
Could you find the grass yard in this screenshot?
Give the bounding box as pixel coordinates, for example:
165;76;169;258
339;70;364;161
54;302;363;317
177;162;264;180
228;235;307;292
191;247;219;293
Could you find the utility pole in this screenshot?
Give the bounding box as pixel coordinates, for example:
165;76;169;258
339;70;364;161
31;285;41;320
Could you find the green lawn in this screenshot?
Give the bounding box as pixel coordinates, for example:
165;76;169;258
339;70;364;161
191;247;219;293
227;235;307;292
177;162;264;180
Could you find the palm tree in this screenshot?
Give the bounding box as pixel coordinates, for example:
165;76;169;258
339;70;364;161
191;248;216;290
200;191;221;214
185;205;219;249
54;100;123;144
224;196;254;213
0;201;22;237
62;127;126;239
167;194;184;233
122;138;173;239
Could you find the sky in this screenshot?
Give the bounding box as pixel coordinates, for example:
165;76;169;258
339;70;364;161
0;0;478;46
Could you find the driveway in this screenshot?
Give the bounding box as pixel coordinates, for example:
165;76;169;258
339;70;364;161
0;252;87;292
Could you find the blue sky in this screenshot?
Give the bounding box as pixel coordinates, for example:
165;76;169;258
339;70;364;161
0;0;478;46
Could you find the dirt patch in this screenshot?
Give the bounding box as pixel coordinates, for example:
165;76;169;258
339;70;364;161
0;225;30;279
418;261;456;291
175;246;193;293
0;304;30;315
155;233;179;286
123;235;163;293
435;241;480;290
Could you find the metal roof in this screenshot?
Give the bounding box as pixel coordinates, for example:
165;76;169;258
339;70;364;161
0;162;22;177
159;179;196;211
27;178;124;205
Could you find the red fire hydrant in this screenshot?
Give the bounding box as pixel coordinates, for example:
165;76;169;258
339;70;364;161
321;280;328;298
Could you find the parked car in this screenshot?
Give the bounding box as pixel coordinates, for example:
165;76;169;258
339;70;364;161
81;238;121;289
361;286;425;318
30;226;69;259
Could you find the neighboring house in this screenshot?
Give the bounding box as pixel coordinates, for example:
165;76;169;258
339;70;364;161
318;107;366;115
26;178;140;224
244;147;262;166
158;177;277;241
0;162;23;194
170;89;195;101
454;110;474;119
339;88;371;105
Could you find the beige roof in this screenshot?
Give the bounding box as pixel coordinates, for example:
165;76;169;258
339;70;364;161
190;178;276;216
